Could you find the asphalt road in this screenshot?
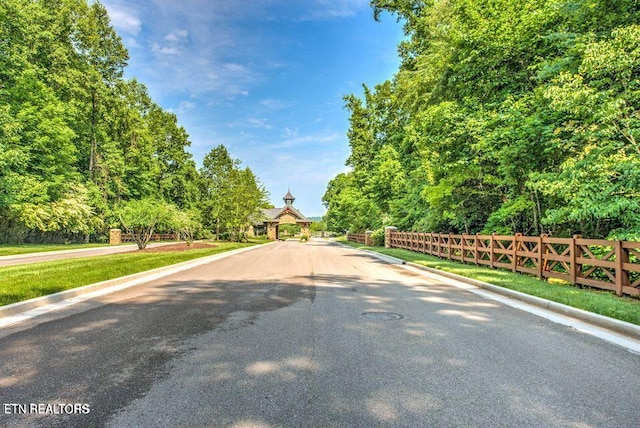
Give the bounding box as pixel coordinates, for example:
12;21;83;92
0;240;639;427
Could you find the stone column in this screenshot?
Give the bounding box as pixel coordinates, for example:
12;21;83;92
365;230;374;247
384;226;398;249
109;229;122;245
267;223;277;240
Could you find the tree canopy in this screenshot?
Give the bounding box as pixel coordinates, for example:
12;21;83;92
323;0;640;239
0;0;266;243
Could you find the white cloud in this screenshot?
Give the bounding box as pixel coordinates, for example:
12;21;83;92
152;43;181;56
261;98;294;110
268;130;341;150
299;0;369;21
152;29;190;59
247;118;273;129
103;1;142;35
165;29;189;42
282;127;299;138
172;100;196;116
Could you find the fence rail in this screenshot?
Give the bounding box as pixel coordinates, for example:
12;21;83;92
121;233;177;242
386;232;640;297
346;233;367;245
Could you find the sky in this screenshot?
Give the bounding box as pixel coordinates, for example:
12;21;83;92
101;0;404;217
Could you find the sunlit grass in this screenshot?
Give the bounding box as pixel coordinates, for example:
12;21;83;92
0;241;259;306
343;241;640;326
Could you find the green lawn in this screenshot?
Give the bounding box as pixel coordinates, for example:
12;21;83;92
342;240;640;326
0;241;259;307
0;243;113;257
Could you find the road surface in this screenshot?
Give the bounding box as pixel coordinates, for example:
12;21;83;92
0;240;638;427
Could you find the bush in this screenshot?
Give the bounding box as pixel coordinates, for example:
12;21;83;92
371;229;385;246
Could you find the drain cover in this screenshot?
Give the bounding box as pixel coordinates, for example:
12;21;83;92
361;312;404;321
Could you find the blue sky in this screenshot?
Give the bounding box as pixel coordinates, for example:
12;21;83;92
102;0;403;217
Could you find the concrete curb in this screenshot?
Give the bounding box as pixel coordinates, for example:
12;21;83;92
349;246;640;341
0;242;275;320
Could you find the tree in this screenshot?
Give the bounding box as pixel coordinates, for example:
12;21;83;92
325;0;640;238
0;0;214;243
200;145;269;241
116;198;176;250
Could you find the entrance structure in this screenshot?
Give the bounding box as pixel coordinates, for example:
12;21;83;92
252;190;312;240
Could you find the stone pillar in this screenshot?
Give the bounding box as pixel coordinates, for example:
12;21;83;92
384;226;398;249
365;230;374;247
109;228;122;245
267;223;277;240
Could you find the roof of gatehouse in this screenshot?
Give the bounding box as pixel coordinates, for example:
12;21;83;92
259;204;309;223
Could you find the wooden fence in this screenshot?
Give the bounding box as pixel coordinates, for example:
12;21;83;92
121;233;177;242
346;233;367;245
386;232;640;297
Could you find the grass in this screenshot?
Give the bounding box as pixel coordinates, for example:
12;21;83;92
342;240;640;326
0;243;113;256
0;241;260;307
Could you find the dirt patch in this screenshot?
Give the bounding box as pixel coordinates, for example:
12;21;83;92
140;242;218;252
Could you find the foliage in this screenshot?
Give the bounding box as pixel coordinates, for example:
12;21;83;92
310;220;327;235
371;229;386;247
324;0;640;238
279;223;301;236
200;145;270;241
171;209;203;246
0;1;265;244
116;198;178;250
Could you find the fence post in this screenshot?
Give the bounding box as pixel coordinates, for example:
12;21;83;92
490;233;495;269
538;234;547;280
461;233;466;264
384;226;398;249
570;234;582;286
615;240;629;297
474;233;479;265
512;233;522;273
365;231;374;247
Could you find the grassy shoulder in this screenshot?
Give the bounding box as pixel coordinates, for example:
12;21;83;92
341;240;640;326
0;241;261;307
0;243;113;257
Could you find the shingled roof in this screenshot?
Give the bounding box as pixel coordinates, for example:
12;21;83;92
260;205;309;222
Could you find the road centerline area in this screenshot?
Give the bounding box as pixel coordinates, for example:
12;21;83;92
1;240;638;427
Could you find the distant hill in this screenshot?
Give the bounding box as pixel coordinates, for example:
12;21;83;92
308;216;324;222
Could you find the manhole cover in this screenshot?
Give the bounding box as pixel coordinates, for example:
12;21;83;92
361;312;404;321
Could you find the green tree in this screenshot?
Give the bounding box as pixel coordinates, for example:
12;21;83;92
200;145;269;241
116;198;176;250
326;0;640;239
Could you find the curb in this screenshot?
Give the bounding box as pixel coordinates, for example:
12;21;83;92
350;246;640;341
0;242;275;321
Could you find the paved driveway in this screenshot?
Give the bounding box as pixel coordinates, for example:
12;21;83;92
1;240;638;427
